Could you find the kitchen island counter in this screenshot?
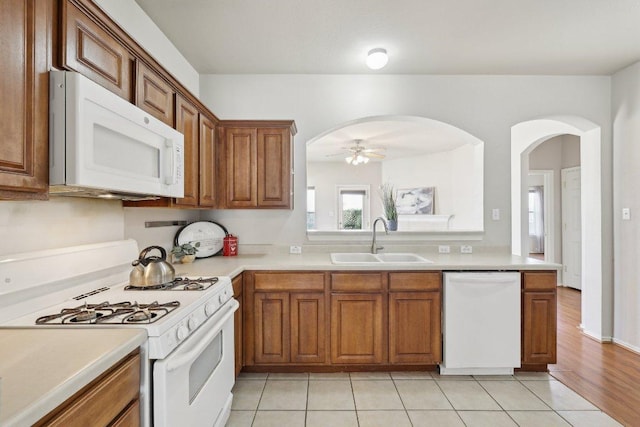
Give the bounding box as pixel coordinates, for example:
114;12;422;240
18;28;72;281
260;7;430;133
0;328;147;427
173;249;560;278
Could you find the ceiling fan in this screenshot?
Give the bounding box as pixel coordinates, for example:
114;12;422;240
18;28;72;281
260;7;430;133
327;139;386;165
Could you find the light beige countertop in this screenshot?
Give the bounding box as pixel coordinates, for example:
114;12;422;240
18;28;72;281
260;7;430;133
0;328;147;427
173;249;561;278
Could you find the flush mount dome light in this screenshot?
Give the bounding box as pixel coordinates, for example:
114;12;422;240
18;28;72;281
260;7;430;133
366;48;388;70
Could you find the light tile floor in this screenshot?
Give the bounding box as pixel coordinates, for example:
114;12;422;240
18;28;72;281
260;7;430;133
226;371;622;427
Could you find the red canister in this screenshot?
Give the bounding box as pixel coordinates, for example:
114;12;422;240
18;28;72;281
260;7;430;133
223;234;238;256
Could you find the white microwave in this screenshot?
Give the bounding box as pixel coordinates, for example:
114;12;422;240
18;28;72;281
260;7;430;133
49;71;184;200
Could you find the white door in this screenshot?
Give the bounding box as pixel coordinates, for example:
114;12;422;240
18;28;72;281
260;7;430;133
562;167;582;289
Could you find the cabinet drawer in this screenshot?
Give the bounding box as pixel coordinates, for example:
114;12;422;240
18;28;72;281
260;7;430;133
254;272;325;292
389;272;441;291
39;351;140;427
331;273;385;292
110;400;140;427
523;271;557;291
62;1;134;101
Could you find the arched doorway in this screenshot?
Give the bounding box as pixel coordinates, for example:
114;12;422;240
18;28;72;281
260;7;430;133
511;116;611;341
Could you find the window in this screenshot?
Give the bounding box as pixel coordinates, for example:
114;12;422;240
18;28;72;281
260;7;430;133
307;187;316;230
337;185;370;230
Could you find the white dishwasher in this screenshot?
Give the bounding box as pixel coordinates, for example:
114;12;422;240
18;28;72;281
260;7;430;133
440;272;521;375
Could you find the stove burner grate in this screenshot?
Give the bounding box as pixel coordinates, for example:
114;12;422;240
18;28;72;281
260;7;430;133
124;276;219;291
35;300;180;325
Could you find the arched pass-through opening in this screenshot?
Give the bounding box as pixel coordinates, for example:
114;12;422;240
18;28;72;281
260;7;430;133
511;116;610;341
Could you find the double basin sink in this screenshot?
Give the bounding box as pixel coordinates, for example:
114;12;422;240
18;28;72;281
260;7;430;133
331;252;432;265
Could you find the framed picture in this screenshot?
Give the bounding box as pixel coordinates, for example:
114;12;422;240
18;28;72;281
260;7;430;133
396;187;435;215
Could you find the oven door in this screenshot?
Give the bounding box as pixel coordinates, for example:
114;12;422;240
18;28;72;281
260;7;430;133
153;298;239;427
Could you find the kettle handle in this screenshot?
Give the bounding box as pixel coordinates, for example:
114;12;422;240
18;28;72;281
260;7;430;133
138;245;167;261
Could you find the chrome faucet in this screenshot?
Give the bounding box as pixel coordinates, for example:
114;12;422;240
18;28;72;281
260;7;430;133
371;217;389;254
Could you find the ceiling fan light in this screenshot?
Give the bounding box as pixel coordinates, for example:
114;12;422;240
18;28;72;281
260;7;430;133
362;156;370;164
366;48;388;70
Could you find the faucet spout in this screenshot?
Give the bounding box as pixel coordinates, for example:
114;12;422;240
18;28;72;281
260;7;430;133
371;217;389;254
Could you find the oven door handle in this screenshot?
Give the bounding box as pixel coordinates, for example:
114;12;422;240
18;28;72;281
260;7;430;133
166;299;238;372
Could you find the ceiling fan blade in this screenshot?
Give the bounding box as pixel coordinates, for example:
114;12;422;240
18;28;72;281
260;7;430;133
366;152;386;159
362;147;386;153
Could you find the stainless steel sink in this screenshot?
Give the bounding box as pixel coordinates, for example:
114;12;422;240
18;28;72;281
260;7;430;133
330;252;432;264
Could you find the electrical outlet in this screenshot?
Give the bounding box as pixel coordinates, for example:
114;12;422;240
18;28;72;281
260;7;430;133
492;208;500;220
289;245;302;254
622;208;631;220
438;245;451;254
460;245;473;254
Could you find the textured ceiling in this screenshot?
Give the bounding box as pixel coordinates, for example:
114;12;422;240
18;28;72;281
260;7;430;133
135;0;640;75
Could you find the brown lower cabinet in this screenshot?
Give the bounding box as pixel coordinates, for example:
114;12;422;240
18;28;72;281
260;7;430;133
36;350;140;427
233;275;243;377
331;292;385;364
244;270;443;369
522;271;557;366
241;270;556;371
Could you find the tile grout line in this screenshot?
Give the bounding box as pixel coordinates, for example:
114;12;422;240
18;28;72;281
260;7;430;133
389;375;413;426
430;373;469;427
517;377;578;426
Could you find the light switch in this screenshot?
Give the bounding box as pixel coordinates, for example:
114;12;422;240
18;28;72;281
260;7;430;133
492;208;500;220
622;208;631;220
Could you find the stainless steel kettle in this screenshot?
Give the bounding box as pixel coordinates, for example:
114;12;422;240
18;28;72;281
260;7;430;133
129;246;175;287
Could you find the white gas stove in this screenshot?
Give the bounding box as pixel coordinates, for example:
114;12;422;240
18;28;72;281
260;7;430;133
0;239;238;427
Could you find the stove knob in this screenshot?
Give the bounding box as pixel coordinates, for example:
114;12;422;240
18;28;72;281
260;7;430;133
205;302;217;316
188;317;198;331
176;325;188;341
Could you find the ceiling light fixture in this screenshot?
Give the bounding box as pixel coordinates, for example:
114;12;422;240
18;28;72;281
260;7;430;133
345;153;370;165
366;48;388;70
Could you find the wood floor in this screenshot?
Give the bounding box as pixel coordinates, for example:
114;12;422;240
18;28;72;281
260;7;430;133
550;286;640;426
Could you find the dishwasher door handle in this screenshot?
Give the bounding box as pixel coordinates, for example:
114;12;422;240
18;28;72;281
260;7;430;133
447;275;520;284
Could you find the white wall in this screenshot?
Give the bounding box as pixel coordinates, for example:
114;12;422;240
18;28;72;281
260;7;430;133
382;144;481;230
93;0;200;95
200;74;611;247
0;199;124;256
307;162;383;230
612;61;640;352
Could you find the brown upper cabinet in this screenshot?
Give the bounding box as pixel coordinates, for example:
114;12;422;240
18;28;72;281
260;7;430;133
4;0;295;204
62;0;134;101
0;0;50;200
135;61;175;127
219;121;296;209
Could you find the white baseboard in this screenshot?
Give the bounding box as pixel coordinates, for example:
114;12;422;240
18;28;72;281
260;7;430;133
612;338;640;355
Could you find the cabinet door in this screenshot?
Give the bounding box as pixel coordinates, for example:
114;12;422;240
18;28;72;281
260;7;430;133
199;114;217;207
523;291;557;364
232;275;243;377
389;292;441;364
0;0;49;198
224;127;257;207
174;95;199;207
291;293;326;364
62;0;134;101
135;61;174;126
257;128;291;208
331;293;385;364
254;292;290;364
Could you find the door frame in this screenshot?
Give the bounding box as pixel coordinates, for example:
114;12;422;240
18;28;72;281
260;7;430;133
511;116;611;342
